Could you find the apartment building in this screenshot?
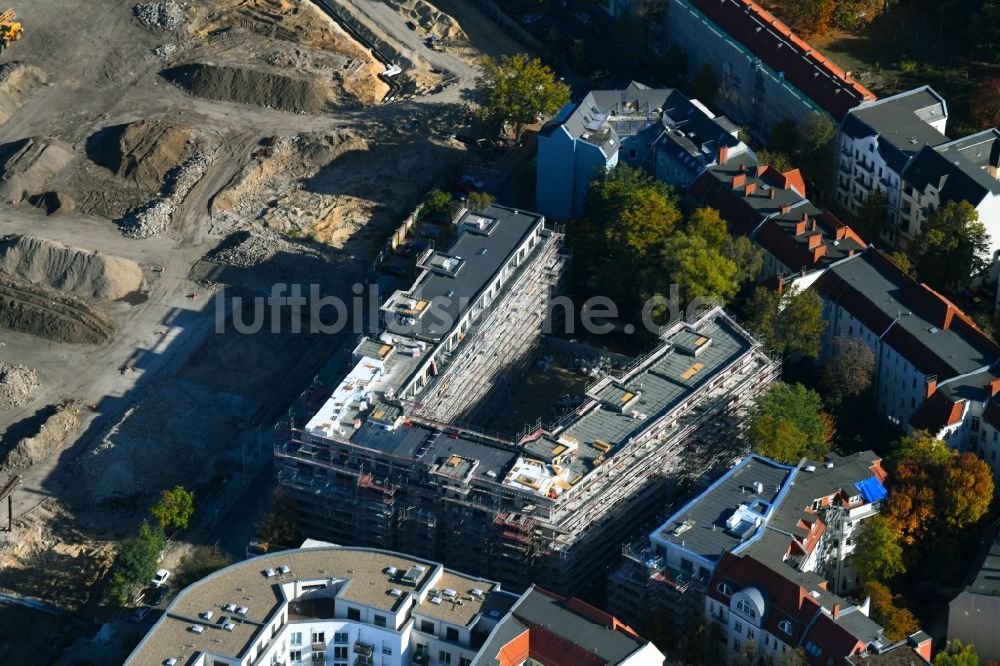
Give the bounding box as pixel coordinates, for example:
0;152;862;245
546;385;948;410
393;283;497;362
810;249;1000;467
690;151;866;286
277;203;777;596
706;552;931;665
947;523;1000;662
535;81;747;220
607;452;887;632
654;0;874;137
836;87;1000;255
124;543;666;666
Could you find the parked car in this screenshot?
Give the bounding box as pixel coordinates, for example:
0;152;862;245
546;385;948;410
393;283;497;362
151;568;171;587
130;606;153;623
148;585;170;606
460;174;485;190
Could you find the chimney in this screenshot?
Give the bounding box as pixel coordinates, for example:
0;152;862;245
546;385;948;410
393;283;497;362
795;219;807;234
739;163;746;173
991;378;1000;397
832;603;840;620
813;244;827;262
745;182;757;197
808;233;822;250
733;173;747;188
925;376;937;399
780;204;791;215
718;145;729;164
769;189;776;199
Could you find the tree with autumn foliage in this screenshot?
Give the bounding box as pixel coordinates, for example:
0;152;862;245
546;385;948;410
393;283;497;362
475;54;570;139
820;336;875;402
971;77;1000;130
864;581;919;642
883;431;994;548
745;285;826;360
746;382;835;463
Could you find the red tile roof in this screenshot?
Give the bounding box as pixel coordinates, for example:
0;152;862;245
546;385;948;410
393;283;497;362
687;0;876;119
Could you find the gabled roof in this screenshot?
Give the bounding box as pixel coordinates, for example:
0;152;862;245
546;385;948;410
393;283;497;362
843;87;949;164
687;0;875;119
903;144;1000;206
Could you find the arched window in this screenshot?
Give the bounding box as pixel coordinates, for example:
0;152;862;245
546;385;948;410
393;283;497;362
778;620;792;635
735;599;756;620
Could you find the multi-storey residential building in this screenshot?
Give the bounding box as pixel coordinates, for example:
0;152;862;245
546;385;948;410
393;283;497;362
536;81;747;220
607;452;887;632
810;249;1000;467
691;152;866;286
646;0;874;136
947;523;1000;662
706;552;931;665
124;543;666;666
277;206;779;597
836;87;1000;255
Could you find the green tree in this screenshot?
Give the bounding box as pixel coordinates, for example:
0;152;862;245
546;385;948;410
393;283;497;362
724;235;764;285
151;485;196;532
853;190;889;244
467;191;495;212
820;336;874;401
852;516;905;583
886;250;915;277
423;188;453;214
935;639;980;666
756;149;794;173
475;54;570;139
745;285;826;359
175;545;232;591
660;231;739;305
865;581;919;642
915;200;990;289
798;114;835;155
107;521;166;606
689;63;717;104
747;382;834;463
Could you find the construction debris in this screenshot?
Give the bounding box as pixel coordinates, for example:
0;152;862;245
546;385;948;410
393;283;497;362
0;61;46;124
0;362;39;410
1;400;84;474
120;151;211;238
133;1;187;31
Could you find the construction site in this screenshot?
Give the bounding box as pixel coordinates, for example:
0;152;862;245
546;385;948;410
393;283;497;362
277;203;781;597
0;0;526;659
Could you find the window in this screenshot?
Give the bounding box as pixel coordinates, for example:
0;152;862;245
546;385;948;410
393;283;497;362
374;614;387;628
747;628;755;640
734;620;743;633
312;632;325;645
460;659;472;666
681;558;693;573
347;607;361;621
291;632;303;646
733;639;742;653
717;582;733;596
446;627;460;642
333;646;348;659
383;647;393;656
805;641;823;658
312;653;325;663
290;651;302;662
736;599;757;620
334;632;348;644
439;650;453;664
629;148;637;159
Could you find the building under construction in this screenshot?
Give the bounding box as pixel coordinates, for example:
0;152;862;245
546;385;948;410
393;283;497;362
276;203;779;596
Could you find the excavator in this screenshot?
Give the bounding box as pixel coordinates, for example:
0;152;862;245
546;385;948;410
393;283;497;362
0;9;24;54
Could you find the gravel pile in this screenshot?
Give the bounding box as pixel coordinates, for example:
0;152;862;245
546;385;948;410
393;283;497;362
133;2;186;30
152;43;178;60
0;362;40;410
208;228;292;268
121;151;211;239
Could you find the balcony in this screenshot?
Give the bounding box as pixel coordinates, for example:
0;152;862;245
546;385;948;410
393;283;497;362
413;652;430;665
354;641;374;658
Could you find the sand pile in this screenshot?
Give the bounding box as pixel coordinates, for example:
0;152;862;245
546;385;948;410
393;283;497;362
0;362;39;410
388;0;467;41
0;235;143;300
0;400;84;474
0;62;47;124
161;63;332;114
0;138;74;203
113;120;196;189
133;1;186;30
0;276;116;344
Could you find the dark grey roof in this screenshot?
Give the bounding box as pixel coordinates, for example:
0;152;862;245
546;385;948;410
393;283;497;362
937;128;1000;172
554;81;674;157
967;527;1000;596
651;455;795;562
385;204;543;342
904;145;1000;206
846;87;948;161
655;89;742;165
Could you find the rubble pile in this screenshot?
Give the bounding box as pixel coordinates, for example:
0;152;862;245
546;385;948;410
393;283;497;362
133;2;186;30
0;362;40;410
120;151;211;238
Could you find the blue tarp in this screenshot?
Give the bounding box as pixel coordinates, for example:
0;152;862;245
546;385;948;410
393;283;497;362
855;477;888;503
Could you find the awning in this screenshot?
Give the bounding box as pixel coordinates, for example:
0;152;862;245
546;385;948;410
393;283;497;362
855;477;888;503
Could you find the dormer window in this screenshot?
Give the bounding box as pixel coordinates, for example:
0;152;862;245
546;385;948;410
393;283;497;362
736;599;757;620
778;620;793;635
717;582;733;596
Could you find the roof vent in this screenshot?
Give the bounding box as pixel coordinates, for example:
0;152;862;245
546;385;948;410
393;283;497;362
385;566;399;576
200;611;214;621
389;588;403;597
752;481;764;494
236;606;249;616
825;461;834;469
165;660;178;666
223;623;235;632
223;603;237;613
471;588;485;598
278;564;291;575
804;465;817;473
430;597;442;605
264;568;275;578
443;588;458;599
190;625;205;634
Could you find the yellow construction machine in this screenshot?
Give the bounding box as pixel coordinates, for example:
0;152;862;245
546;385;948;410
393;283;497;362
0;8;24;54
